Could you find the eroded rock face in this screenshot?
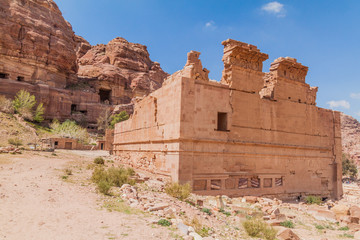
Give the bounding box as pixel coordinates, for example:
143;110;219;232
0;0;78;88
78;37;169;104
341;113;360;164
0;0;168;124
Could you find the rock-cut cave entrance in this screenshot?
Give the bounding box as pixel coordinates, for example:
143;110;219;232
99;89;111;104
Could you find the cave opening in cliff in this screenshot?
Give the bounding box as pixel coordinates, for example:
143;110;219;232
0;73;9;79
99;89;111;104
71;104;77;113
17;76;24;81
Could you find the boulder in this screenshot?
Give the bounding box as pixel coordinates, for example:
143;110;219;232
331;204;350;220
277;228;301;240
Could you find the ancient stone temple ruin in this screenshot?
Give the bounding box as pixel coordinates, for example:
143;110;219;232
113;39;343;200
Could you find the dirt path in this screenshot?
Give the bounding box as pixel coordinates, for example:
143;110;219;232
0;151;179;240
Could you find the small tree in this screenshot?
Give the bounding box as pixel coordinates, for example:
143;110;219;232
13;90;36;113
34;103;44;123
342;153;358;179
50;119;89;144
109;111;129;128
97;108;112;133
12;90;44;122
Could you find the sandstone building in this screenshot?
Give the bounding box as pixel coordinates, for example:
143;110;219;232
113;39;343;200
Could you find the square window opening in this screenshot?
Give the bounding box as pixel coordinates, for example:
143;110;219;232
54;141;58;146
217;112;228;131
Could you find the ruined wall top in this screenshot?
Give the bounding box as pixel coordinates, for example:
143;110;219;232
221;39;269;72
165;50;209;83
269;57;308;83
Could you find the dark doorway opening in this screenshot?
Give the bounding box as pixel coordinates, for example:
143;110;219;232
17;76;24;81
99;89;111;104
100;143;104;150
71;104;77;112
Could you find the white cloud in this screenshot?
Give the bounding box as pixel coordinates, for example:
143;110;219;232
350;93;360;99
327;100;350;109
261;1;286;17
204;20;216;30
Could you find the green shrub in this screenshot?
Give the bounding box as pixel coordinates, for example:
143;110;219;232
64;168;72;175
280;220;295;228
109;111;129;128
98;179;112;195
91;166;136;195
305;195;322;205
315;224;325;230
243;218;277;240
219;208;231;217
34;103;44;123
201;208;212;215
165;182;191;201
157;219;172;226
198;227;211;237
339;226;349;231
13;90;36;113
342;153;358;178
8;138;23;147
94;157;105;165
12;90;44;122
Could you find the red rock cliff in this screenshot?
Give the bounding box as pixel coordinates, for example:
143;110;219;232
0;0;78;88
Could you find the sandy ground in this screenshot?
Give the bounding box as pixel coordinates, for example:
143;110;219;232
0;150;180;240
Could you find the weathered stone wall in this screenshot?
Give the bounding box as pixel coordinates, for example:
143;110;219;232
114;39;343;200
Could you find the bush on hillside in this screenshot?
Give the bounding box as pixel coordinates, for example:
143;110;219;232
94;157;105;165
305;195;322;205
91;166;136;195
0;95;14;114
342;153;358;178
50;119;89;144
165;182;191;201
8;138;23;147
243;218;277;240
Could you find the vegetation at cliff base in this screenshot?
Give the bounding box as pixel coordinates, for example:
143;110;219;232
342;153;358;179
50;119;89;144
11;90;44;122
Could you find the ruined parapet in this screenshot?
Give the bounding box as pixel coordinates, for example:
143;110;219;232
270;57;308;83
165;50;209;83
221;39;269;93
260;57;318;105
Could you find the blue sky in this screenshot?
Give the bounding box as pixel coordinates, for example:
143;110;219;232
57;0;360;120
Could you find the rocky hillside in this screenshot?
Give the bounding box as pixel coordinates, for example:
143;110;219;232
77;37;168;103
341;113;360;165
0;0;168;123
0;0;78;88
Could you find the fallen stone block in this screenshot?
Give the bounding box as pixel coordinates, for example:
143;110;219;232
277;228;300;240
189;231;203;240
148;204;169;212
